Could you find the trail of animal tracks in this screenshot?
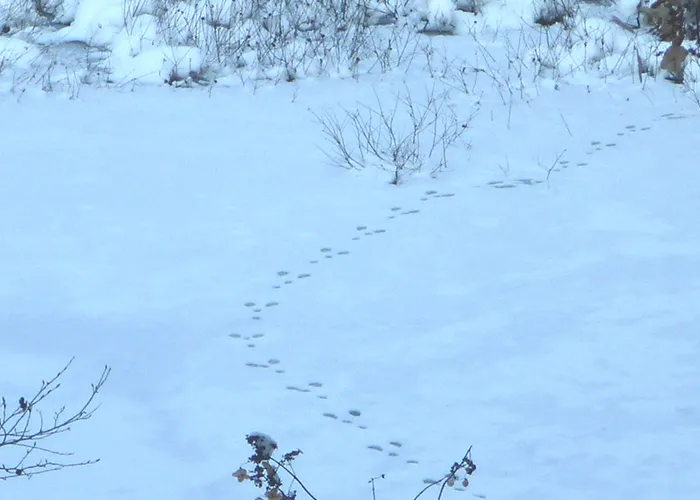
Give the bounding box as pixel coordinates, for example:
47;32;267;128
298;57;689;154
0;82;699;500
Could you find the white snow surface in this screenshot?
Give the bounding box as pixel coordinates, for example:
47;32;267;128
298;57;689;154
1;1;700;500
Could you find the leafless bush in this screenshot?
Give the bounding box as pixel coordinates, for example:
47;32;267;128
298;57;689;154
0;357;110;479
365;20;422;75
313;84;472;184
526;24;582;80
148;0;417;83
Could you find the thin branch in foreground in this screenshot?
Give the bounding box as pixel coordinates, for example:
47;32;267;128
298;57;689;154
0;358;110;480
236;433;476;500
413;446;477;500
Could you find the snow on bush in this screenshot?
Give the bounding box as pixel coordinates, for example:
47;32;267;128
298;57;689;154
0;0;695;91
415;0;457;34
0;0;79;30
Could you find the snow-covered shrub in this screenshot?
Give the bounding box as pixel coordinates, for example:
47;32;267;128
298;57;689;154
147;0;403;82
0;0;423;88
0;0;77;31
455;0;487;14
533;0;579;28
414;0;457;34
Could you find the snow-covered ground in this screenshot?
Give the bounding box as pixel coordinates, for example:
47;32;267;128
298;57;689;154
1;1;700;499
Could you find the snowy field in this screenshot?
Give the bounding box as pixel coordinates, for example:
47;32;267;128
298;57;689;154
1;0;700;499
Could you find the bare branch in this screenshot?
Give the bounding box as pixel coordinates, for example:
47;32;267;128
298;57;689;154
0;359;110;480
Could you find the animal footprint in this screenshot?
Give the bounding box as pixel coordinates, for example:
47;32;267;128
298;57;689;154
230;332;264;341
400;209;419;215
287;386;311;393
246;362;266;368
337;251;350;255
265;302;279;308
244;302;256;308
277;271;289;277
298;273;311;279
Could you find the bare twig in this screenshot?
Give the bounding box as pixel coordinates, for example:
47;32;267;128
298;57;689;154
413;446;477;500
545;149;567;182
270;456;319;500
0;358;110;479
369;474;385;500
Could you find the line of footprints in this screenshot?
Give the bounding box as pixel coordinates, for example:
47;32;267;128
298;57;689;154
485;111;689;189
227;109;692;489
228;189;461;486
